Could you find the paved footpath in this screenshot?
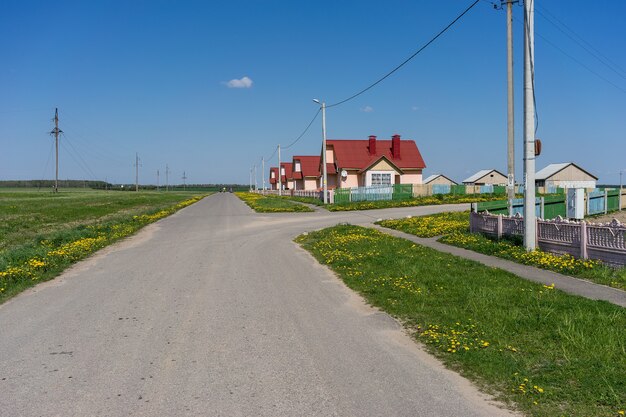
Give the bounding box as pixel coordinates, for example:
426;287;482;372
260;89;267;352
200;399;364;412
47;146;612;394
0;194;516;417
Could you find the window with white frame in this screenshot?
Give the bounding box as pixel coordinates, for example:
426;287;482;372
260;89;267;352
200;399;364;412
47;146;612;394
368;172;392;186
295;161;301;172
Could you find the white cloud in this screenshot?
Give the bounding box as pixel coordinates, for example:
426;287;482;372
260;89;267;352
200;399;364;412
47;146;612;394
411;106;420;111
361;105;374;113
225;76;253;88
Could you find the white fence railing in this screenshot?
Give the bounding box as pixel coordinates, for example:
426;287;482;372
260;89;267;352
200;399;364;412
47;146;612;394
470;212;626;266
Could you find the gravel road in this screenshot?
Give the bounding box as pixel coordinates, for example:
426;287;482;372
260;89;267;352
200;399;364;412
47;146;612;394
0;193;515;416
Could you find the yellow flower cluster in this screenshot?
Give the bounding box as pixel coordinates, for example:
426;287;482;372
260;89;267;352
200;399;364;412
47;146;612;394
372;275;423;296
0;196;204;290
511;373;545;405
235;192;312;212
419;320;491;354
379;212;469;238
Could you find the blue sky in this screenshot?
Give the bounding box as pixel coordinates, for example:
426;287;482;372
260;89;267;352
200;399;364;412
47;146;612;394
1;0;625;185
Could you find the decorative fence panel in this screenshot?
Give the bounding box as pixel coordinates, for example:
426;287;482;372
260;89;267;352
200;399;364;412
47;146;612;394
470;212;626;266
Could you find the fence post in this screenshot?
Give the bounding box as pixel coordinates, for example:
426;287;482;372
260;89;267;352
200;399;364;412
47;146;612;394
580;221;588;259
540;197;545;219
604;189;608;214
497;215;503;239
586;192;590;217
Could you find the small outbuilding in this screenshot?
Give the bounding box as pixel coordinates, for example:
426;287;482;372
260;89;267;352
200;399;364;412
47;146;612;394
535;162;597;189
462;169;507;186
423;174;457;186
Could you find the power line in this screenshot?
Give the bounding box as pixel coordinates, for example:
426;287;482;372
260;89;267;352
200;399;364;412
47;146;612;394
283;108;320;150
535;5;626;80
326;0;481;108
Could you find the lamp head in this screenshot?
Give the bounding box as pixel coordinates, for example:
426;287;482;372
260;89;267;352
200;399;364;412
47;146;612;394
312;99;320;104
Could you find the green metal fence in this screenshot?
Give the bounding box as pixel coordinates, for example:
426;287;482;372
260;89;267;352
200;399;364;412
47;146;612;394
607;189;620;212
392;184;413;200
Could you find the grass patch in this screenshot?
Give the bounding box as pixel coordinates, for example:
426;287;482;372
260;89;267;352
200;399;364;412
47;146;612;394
296;225;625;417
327;194;502;211
0;189;206;303
379;213;626;291
281;195;325;207
236;192;313;212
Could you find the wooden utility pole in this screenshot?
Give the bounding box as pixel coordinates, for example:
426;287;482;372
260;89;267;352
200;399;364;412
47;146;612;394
50;108;62;192
182;171;187;190
166;164;170;191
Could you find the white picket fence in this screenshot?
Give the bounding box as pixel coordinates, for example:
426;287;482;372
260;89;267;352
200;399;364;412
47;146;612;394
470;212;626;266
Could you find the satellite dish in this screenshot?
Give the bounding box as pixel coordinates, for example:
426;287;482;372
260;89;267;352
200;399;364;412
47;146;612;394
341;170;348;178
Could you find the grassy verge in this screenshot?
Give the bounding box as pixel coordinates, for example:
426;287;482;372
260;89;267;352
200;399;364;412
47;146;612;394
327;194;501;211
378;213;626;290
296;225;625;417
0;189;206;303
281;195;325;207
235;192;313;212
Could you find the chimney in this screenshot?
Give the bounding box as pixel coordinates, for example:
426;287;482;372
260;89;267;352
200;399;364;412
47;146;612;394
392;134;401;159
368;135;377;155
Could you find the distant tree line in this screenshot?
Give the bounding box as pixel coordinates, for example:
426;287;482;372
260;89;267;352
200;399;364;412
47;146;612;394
0;180;248;192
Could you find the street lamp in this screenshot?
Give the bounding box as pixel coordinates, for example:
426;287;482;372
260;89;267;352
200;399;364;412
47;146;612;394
313;99;328;204
620;170;625;211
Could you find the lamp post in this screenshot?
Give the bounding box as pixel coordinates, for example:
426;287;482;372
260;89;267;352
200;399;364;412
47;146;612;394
313;99;328;204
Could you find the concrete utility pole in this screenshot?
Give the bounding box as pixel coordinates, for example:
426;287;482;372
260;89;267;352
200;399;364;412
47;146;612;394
313;99;328;204
249;167;253;191
157;169;160;191
620;170;624;210
49;108;63;193
253;164;257;191
182;171;187;190
166;164;170;191
523;0;536;250
503;0;516;214
278;144;282;196
134;152;141;192
262;157;265;191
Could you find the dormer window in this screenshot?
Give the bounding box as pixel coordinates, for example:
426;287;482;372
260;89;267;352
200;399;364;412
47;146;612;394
295;161;301;172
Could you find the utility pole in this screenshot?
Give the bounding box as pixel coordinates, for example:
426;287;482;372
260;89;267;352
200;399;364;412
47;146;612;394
278;144;282;196
49;108;63;193
182;171;187;190
253;164;257;191
313;99;328;204
262;157;265;191
620;170;624;210
134;152;141;192
503;0;516;215
166;164;170;191
523;0;536;250
249;167;253;191
157;169;160;191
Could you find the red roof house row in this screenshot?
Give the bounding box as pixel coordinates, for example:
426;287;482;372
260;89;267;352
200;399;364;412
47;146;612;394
269;134;426;191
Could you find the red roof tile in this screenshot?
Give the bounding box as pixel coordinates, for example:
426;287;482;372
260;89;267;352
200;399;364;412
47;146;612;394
327;136;426;171
269;167;278;184
293;155;321;178
280;162;293;181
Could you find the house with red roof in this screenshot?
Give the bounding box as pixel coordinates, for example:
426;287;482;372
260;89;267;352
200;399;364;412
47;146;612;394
323;134;426;189
268;167;279;190
280;162;294;190
291;155;321;190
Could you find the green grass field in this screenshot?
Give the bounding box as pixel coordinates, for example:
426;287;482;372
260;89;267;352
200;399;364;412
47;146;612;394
0;188;206;302
235;192;313;212
297;225;625;417
378;212;626;290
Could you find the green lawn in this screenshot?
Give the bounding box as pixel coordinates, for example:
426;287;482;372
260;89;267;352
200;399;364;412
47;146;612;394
297;225;625;417
0;188;206;302
327;194;503;211
235;192;313;212
378;212;626;290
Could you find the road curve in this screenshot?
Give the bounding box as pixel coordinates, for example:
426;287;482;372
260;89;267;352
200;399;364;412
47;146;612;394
0;193;513;417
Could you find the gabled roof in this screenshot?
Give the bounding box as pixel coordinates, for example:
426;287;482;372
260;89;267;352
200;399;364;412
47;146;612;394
463;169;506;184
293;155;320;178
535;162;598;181
327;137;426;170
358;155;404;174
269;167;278;184
423;174;457;185
280;162;293;181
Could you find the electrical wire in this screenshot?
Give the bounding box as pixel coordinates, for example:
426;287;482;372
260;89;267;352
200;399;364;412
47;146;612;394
38;141;55;190
61;133;99;180
535;5;626;80
283;108;320;150
326;0;481;108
